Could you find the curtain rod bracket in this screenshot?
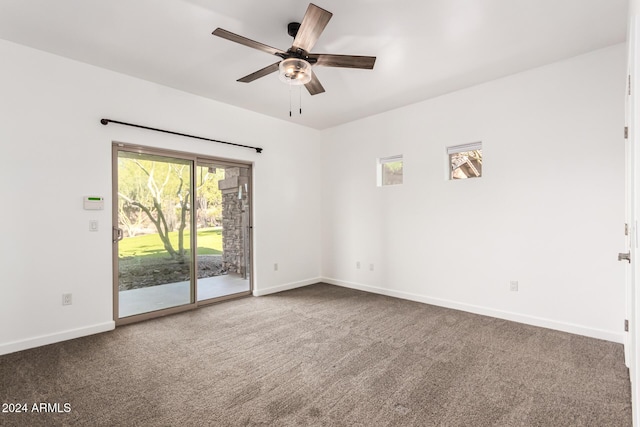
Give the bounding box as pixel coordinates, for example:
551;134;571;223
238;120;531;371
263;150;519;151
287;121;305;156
100;118;263;154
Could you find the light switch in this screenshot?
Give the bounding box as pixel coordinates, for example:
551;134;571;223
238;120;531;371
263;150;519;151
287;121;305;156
89;220;98;232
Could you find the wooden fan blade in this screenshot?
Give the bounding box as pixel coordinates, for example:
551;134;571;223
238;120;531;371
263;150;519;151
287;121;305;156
213;28;285;57
309;54;376;69
293;4;333;52
237;62;281;83
305;71;325;96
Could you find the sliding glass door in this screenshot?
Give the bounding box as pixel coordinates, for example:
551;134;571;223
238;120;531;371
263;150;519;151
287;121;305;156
114;149;195;319
112;144;252;324
195;161;251;301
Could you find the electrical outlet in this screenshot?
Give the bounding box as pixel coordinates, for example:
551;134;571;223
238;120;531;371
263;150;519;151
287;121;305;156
510;281;518;292
62;293;72;306
274;263;278;272
356;261;361;269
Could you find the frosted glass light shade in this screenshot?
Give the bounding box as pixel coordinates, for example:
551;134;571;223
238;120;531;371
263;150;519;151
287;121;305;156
278;58;312;85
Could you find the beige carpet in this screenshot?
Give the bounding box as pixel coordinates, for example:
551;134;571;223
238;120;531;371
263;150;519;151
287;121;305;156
0;283;632;426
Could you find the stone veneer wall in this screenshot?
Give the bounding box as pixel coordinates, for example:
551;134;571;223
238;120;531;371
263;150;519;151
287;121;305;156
218;167;249;275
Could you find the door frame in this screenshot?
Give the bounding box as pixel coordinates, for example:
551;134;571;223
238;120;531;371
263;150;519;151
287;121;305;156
111;142;254;326
627;3;640;425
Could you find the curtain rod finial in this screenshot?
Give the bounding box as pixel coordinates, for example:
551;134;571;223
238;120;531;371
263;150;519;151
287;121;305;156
100;119;109;125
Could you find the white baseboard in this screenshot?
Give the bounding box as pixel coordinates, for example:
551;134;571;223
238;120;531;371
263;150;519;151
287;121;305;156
253;277;322;297
2;279;622;355
322;278;624;344
0;321;116;356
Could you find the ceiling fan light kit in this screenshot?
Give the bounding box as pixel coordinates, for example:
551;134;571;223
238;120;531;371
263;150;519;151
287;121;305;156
212;3;376;98
279;58;312;85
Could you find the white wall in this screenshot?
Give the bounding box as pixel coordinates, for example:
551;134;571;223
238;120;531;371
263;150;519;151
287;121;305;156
321;44;627;342
0;37;627;355
0;39;322;355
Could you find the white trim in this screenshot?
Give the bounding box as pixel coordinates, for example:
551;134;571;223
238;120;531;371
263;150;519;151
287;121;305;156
1;278;624;356
0;321;115;356
447;141;482;155
322;277;624;344
379;155;403;164
252;277;322;296
626;9;636;412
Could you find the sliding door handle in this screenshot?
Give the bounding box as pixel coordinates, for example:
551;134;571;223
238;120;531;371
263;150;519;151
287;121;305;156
112;227;124;243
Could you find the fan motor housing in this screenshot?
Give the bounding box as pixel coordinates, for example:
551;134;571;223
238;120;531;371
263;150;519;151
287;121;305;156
287;22;301;38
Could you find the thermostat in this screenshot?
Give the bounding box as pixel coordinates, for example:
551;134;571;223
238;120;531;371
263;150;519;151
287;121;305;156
83;196;104;210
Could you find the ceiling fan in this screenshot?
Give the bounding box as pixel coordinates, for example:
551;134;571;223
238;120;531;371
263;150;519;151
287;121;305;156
212;3;376;96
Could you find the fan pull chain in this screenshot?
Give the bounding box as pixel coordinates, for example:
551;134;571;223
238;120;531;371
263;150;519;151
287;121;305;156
288;84;304;117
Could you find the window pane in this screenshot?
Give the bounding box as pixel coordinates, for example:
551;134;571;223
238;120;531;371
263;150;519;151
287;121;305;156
450;149;482;180
382;160;403;185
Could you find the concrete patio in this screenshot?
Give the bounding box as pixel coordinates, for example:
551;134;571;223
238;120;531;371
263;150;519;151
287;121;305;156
119;274;250;318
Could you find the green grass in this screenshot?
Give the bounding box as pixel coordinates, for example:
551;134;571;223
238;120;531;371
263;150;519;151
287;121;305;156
119;227;222;259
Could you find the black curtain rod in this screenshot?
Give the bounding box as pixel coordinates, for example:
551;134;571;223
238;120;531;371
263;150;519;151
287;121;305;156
100;118;263;154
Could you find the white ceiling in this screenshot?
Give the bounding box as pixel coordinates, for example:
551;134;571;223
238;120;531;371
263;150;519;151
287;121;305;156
0;0;629;129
